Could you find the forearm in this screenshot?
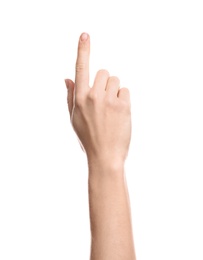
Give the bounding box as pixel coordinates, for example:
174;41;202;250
88;158;136;260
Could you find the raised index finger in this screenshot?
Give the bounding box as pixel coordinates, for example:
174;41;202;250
75;33;90;93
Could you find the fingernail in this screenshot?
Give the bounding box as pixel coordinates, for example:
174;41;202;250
80;33;88;42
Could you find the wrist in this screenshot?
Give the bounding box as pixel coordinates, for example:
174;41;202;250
87;155;125;173
87;155;126;187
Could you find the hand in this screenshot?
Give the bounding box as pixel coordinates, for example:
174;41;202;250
65;33;132;164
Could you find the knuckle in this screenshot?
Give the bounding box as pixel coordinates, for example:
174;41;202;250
122;99;130;108
110;76;120;84
87;90;98;102
122;87;130;94
105;95;115;107
75;94;85;108
119;87;130;100
97;69;109;77
121;100;131;112
75;63;86;73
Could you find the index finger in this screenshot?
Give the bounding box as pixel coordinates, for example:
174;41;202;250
75;33;90;93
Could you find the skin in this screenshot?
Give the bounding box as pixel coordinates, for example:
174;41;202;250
65;32;136;260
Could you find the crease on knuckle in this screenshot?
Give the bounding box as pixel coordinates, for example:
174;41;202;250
98;69;109;76
75;95;85;108
87;90;98;102
75;63;85;73
110;76;120;84
121;100;131;112
105;95;115;107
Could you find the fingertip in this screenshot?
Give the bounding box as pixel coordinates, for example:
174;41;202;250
65;79;75;89
75;33;90;91
80;32;89;42
117;87;130;101
65;79;70;89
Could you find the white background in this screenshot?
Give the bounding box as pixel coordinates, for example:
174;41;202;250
0;0;203;259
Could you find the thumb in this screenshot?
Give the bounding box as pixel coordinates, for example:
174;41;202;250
65;79;84;153
65;79;75;118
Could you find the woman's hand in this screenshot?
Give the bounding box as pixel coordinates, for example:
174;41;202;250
65;33;132;164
